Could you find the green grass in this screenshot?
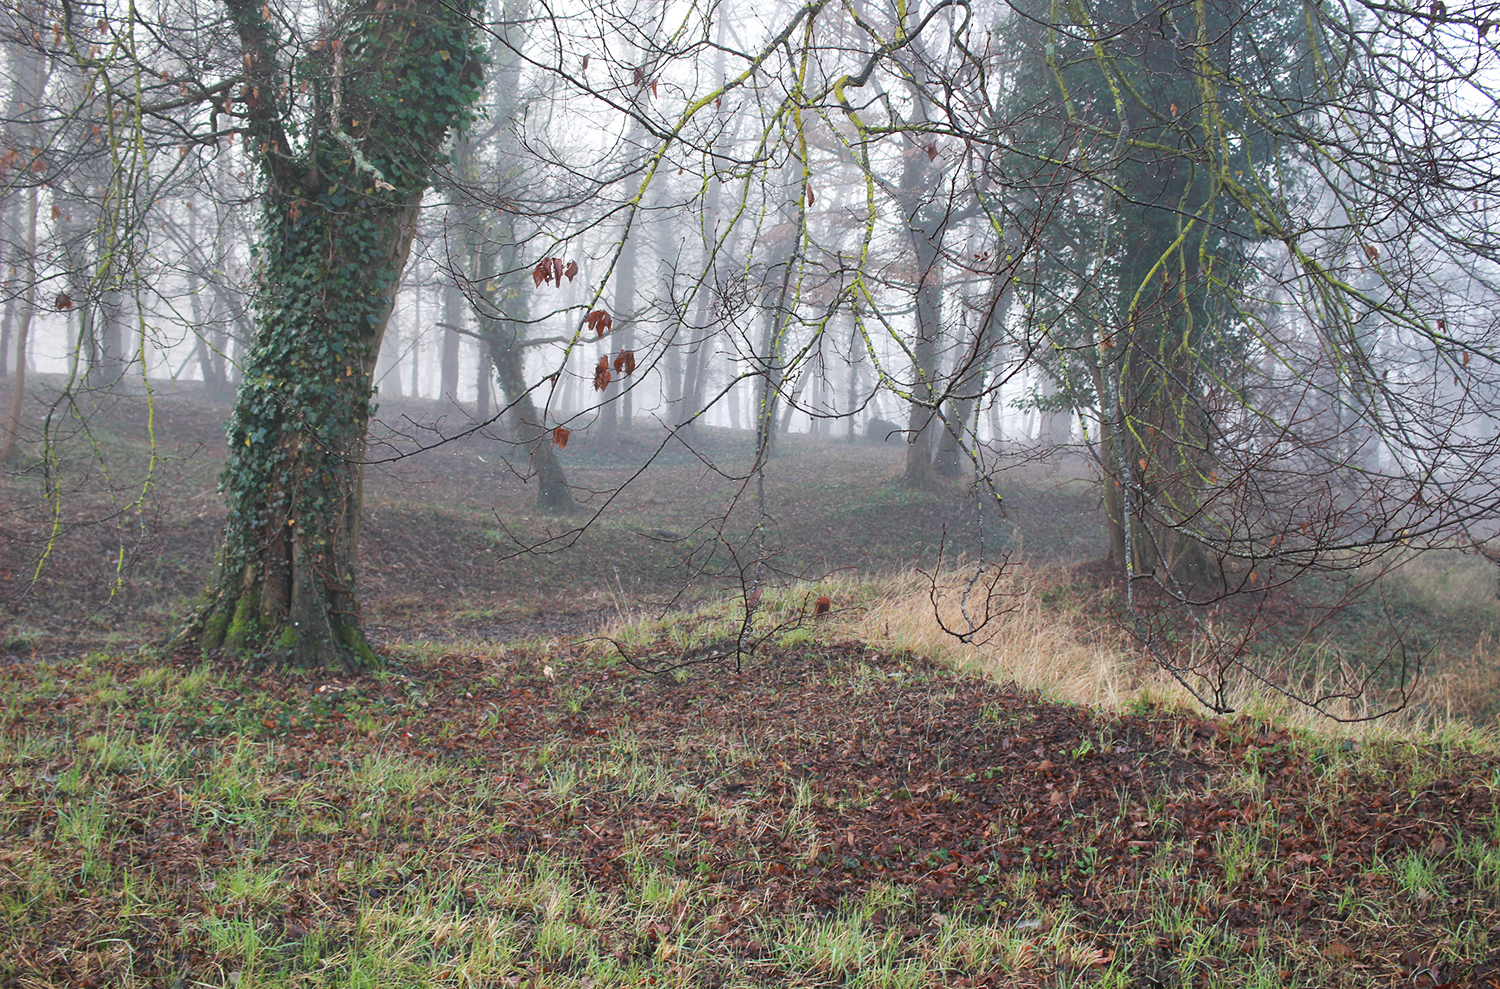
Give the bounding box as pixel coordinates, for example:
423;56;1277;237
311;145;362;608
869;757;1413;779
1;621;1495;988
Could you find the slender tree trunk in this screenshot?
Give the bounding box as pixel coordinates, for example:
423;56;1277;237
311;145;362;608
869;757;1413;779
846;314;864;442
902;229;944;486
440;280;461;410
2;49;45;462
471;224;573;509
0;289;13;379
679;307;711;430
726;363;742;431
408;279;422;398
0;185;39;463
936;288;1012;477
0;194;14;378
476;345;493;421
490;327;573;510
601;222;637;446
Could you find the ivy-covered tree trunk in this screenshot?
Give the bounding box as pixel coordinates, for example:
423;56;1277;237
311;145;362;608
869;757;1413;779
190;0;481;667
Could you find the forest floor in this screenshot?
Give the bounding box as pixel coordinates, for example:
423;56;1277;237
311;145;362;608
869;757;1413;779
1;378;1499;988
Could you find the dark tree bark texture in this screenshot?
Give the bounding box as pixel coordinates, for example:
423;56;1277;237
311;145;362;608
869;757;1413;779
188;0;482;668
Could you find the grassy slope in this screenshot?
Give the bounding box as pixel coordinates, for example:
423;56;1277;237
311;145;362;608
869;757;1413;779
1;381;1498;988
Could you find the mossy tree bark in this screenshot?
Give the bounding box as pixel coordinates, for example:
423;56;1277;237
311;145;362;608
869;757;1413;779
189;0;482;668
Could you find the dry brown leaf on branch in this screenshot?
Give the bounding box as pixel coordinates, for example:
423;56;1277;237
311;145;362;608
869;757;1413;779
593;357;612;391
586;310;613;337
612;350;636;375
531;257;570;288
551;426;569;448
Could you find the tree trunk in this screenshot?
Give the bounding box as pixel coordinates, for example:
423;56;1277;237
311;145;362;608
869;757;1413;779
188;0;481;667
2;46;45;462
489;329;574;510
0;184;39;463
0;288;13;379
440;280;462;411
846;313;864;442
936;288;1012;477
726;362;742;431
408;279;423;399
476;345;493;421
902;229;944;486
601;221;637;446
468;219;572;510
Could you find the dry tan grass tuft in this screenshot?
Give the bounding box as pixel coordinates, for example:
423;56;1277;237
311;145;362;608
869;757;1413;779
845;566;1499;745
848;566;1154;710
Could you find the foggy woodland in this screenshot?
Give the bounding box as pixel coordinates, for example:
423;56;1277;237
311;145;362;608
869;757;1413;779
3;0;1499;698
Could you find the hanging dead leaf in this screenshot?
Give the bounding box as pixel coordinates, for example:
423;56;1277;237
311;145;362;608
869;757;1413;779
1138;457;1149;473
54;292;73;311
1363;243;1379;263
593;357;612;391
565;260;578;282
806;183;815;207
1462;350;1470;366
1171;102;1179;116
586;310;613;337
50;204;61;220
1438;318;1446;331
551;426;570;448
633;66;644;86
582;54;589;73
926;141;938;161
612;350;637;375
532;257;566;288
651;79;659;97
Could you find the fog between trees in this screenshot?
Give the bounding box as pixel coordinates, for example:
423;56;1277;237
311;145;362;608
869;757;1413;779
3;0;1499;704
